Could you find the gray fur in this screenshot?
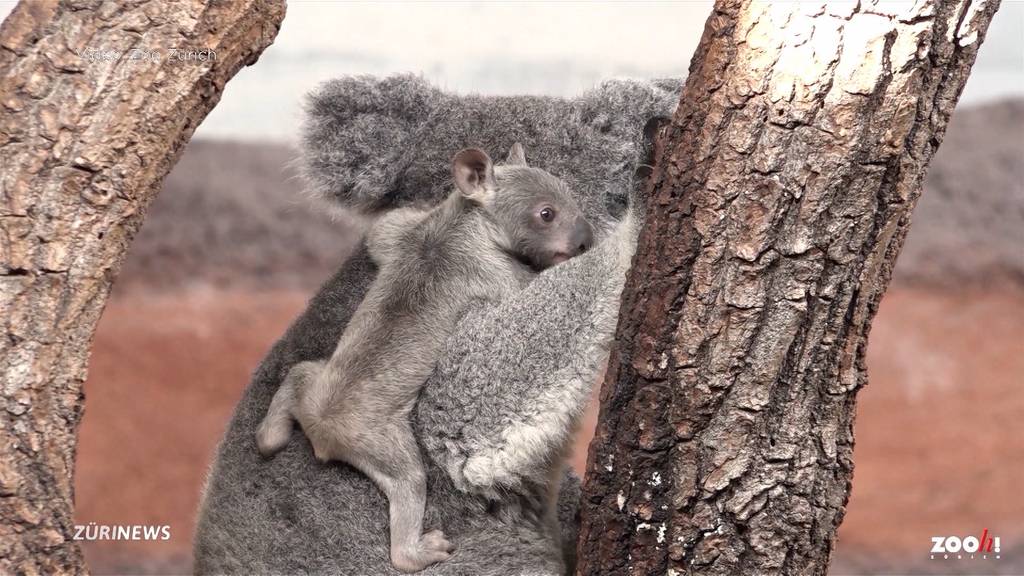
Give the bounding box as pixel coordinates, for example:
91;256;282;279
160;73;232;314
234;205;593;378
255;147;591;572
194;74;681;575
300;74;681;221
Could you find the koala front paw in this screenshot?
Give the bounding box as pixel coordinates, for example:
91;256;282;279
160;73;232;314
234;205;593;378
391;530;454;573
421;529;454;554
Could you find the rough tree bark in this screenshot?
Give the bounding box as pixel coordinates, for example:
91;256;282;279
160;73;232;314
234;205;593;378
578;1;999;575
0;1;284;573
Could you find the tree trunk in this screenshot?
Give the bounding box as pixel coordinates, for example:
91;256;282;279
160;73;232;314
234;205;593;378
577;1;999;575
0;1;284;573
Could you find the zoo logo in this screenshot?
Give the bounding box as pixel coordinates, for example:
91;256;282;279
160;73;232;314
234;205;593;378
930;529;1001;560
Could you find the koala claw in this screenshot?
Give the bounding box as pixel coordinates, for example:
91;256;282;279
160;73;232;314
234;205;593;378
391;530;454;573
421;529;455;553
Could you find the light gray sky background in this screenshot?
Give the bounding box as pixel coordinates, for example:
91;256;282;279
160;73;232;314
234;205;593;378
3;1;1023;142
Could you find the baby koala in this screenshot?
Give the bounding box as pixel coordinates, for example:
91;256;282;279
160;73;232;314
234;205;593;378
255;143;594;573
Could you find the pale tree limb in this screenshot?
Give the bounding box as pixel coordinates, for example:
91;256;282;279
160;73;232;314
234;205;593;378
0;1;285;573
578;1;1000;574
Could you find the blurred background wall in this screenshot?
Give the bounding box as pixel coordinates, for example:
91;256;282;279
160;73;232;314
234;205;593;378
1;1;1021;574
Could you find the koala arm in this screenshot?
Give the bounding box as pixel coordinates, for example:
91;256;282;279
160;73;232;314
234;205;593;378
417;212;639;495
365;206;429;266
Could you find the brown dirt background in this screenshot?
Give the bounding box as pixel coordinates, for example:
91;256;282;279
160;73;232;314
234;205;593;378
74;100;1024;574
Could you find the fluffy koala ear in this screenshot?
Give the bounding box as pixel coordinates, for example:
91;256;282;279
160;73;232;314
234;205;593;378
453;148;496;204
504;142;528;166
300;74;443;214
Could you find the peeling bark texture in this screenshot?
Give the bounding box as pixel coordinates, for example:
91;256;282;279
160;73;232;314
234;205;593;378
0;1;284;573
577;1;999;575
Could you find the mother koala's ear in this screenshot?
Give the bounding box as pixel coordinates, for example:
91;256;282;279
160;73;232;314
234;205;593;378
300;74;444;214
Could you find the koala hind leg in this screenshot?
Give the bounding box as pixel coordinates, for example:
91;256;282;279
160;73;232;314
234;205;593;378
339;421;453;573
255;360;323;456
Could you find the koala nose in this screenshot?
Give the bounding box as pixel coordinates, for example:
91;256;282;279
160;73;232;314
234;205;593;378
571;218;595;255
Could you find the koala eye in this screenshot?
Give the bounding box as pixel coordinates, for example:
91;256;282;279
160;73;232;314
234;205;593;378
539;207;556;223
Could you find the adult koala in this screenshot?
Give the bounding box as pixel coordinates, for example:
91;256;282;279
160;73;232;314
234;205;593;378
194;74;680;575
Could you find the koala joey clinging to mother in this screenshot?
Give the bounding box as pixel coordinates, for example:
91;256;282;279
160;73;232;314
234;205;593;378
254;143;593;573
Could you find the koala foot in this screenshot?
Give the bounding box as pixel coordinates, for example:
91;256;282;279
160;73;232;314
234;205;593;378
391;530;454;573
255;419;290;457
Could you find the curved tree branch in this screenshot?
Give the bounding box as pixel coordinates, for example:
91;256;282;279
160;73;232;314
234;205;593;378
0;1;285;572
